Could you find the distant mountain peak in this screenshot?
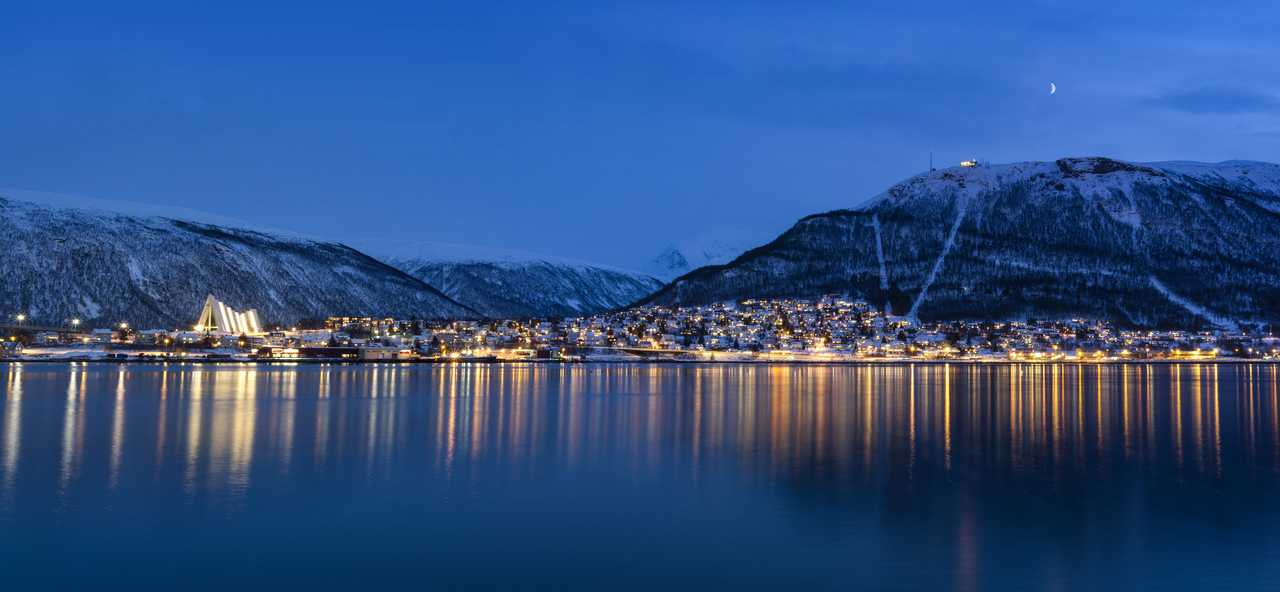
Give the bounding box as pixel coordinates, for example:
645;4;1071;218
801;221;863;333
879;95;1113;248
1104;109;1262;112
649;247;690;274
642;238;752;281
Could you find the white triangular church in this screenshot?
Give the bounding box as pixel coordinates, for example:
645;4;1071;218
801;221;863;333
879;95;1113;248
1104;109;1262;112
195;295;263;335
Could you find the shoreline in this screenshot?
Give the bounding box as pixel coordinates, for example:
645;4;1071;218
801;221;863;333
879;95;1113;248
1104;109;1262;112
1;357;1276;366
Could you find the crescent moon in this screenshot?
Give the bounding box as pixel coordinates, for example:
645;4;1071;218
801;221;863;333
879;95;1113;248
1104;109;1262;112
1049;82;1057;95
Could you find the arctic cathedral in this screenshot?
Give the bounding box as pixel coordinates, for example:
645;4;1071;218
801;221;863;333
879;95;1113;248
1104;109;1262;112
194;295;263;335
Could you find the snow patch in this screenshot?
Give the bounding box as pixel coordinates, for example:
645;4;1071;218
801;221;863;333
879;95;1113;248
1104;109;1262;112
1148;276;1238;331
871;214;888;290
908;196;969;319
77;296;102;319
126;258;145;285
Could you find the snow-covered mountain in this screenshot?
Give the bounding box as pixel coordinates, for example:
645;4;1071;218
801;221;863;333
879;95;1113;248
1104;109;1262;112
643;239;749;281
642;157;1280;329
0;191;475;328
355;240;664;318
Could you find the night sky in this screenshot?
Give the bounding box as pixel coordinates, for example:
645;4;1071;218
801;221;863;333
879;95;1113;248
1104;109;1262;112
2;1;1277;267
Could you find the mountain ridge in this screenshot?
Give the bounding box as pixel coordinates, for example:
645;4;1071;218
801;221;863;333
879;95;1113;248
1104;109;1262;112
640;157;1280;329
0;192;477;328
362;239;664;318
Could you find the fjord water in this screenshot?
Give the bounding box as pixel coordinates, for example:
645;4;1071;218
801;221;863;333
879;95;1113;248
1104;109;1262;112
1;363;1278;590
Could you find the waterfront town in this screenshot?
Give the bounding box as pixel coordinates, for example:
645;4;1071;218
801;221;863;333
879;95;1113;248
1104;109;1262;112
2;294;1278;363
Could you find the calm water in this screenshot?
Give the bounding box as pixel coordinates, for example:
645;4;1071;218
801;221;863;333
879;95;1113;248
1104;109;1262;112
2;362;1279;590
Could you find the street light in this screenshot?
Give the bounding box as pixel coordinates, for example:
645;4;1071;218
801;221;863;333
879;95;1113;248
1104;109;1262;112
71;318;81;328
119;322;129;330
15;314;26;323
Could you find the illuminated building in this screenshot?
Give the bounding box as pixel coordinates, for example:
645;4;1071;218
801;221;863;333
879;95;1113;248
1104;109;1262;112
195;295;263;335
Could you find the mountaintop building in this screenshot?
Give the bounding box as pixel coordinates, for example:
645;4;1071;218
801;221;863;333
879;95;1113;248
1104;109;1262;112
195;295;263;335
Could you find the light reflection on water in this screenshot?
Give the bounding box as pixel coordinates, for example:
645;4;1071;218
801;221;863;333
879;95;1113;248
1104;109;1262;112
0;362;1279;590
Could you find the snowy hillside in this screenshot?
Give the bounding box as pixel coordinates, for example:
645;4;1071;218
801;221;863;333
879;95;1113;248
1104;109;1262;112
355;239;664;318
642;157;1280;329
0;191;475;328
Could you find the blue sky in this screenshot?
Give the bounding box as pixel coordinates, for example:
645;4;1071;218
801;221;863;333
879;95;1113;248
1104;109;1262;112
2;1;1278;267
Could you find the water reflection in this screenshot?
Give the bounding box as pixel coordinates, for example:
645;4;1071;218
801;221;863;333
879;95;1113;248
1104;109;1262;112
1;362;1279;589
0;363;1277;502
59;364;86;497
1;364;20;505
